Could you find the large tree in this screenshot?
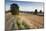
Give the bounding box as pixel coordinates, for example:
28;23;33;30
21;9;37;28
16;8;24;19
10;3;19;15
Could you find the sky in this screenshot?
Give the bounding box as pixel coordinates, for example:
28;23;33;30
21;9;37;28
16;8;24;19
5;0;44;12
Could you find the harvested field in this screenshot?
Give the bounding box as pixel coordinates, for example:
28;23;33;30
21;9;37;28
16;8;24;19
5;12;44;31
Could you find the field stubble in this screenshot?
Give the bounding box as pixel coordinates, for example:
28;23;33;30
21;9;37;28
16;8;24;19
5;13;44;31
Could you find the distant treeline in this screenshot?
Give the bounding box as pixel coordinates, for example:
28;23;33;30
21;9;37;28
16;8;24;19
5;10;44;15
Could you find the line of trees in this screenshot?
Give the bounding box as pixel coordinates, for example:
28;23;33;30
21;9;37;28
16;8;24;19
34;9;42;15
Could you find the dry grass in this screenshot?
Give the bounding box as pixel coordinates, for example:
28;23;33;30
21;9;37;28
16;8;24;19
5;12;44;31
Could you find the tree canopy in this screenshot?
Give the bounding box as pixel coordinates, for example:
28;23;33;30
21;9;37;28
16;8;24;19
10;3;19;15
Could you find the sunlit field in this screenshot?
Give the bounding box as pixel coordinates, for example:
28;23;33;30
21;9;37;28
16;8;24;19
5;12;44;31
